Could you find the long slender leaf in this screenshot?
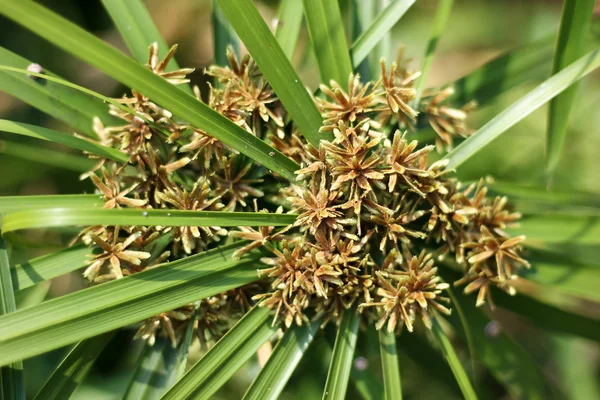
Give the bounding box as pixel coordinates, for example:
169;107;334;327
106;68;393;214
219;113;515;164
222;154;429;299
351;0;416;68
161;306;276;400
415;0;454;104
275;0;304;61
514;213;600;245
302;0;352;85
0;46;117;138
33;332;115;400
0;1;299;180
244;320;320;400
0;194;99;215
523;259;600;302
447;290;547;400
0;119;128;162
379;329;402;400
323;308;359;400
212;0;238;68
1;208;297;244
0;238;25;400
216;0;325;148
0;243;261;366
101;0;184;72
0;140;95;172
124;336;181;400
431;318;478;400
546;0;595;179
176;309;197;378
11;244;94;291
445;47;600;170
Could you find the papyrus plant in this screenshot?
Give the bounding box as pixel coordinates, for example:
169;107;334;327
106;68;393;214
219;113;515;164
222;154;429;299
0;1;598;399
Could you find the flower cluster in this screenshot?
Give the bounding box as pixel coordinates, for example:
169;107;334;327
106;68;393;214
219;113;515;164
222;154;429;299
79;43;529;346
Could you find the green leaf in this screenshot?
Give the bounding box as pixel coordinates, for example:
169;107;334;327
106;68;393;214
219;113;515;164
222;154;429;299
302;0;353;86
379;329;402;400
244;320;320;400
0;238;25;400
176;309;197;378
447;290;547;400
275;0;304;61
100;0;184;72
15;281;51;310
494;289;599;343
0;140;95;172
212;0;239;67
0;1;299;180
444;47;600;170
514;213;600;245
162;306;276;400
0;119;128;163
449;36;555;106
0;46;117;138
351;363;385;400
0;194;99;215
323;308;359;400
124;336;181;400
215;0;326;148
546;0;595;179
431;318;478;400
1;208;297;245
0;243;261;366
11;244;94;291
415;0;454;104
33;332;115;400
351;0;416;68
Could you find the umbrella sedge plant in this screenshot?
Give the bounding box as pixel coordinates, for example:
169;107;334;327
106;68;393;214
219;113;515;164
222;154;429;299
0;0;598;399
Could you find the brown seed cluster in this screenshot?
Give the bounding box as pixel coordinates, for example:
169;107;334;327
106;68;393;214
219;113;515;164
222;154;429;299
79;43;529;345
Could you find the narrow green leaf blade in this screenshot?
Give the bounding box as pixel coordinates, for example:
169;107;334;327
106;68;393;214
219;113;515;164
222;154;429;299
244;320;320;400
275;0;304;61
0;195;99;215
212;0;238;67
323;308;359;400
431;318;478;400
546;0;595;179
1;238;25;400
162;306;276;400
0;119;128;162
351;0;416;68
0;243;260;366
415;0;454;104
11;244;94;291
0;46;117;138
379;329;402;400
0;0;298;180
216;0;325;148
0;140;95;172
445;48;600;170
302;0;352;85
33;332;115;400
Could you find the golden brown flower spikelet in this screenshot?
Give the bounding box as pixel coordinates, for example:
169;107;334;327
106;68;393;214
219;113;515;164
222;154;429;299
380;58;419;122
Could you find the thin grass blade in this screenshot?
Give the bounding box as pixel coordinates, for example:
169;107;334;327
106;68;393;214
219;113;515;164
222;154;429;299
275;0;304;61
0;46;117;138
215;0;325;147
212;0;239;67
546;0;595;180
33;332;116;400
351;0;416;68
243;320;320;400
0;1;298;180
0;195;99;215
11;244;94;291
0;243;261;366
0;140;95;172
445;47;600;170
323;308;359;400
176;309;197;378
302;0;352;85
379;329;402;400
0;120;128;162
0;238;25;400
414;0;454;104
161;306;276;400
431;318;478;400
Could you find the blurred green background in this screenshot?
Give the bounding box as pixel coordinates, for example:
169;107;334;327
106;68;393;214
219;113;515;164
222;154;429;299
1;0;599;398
